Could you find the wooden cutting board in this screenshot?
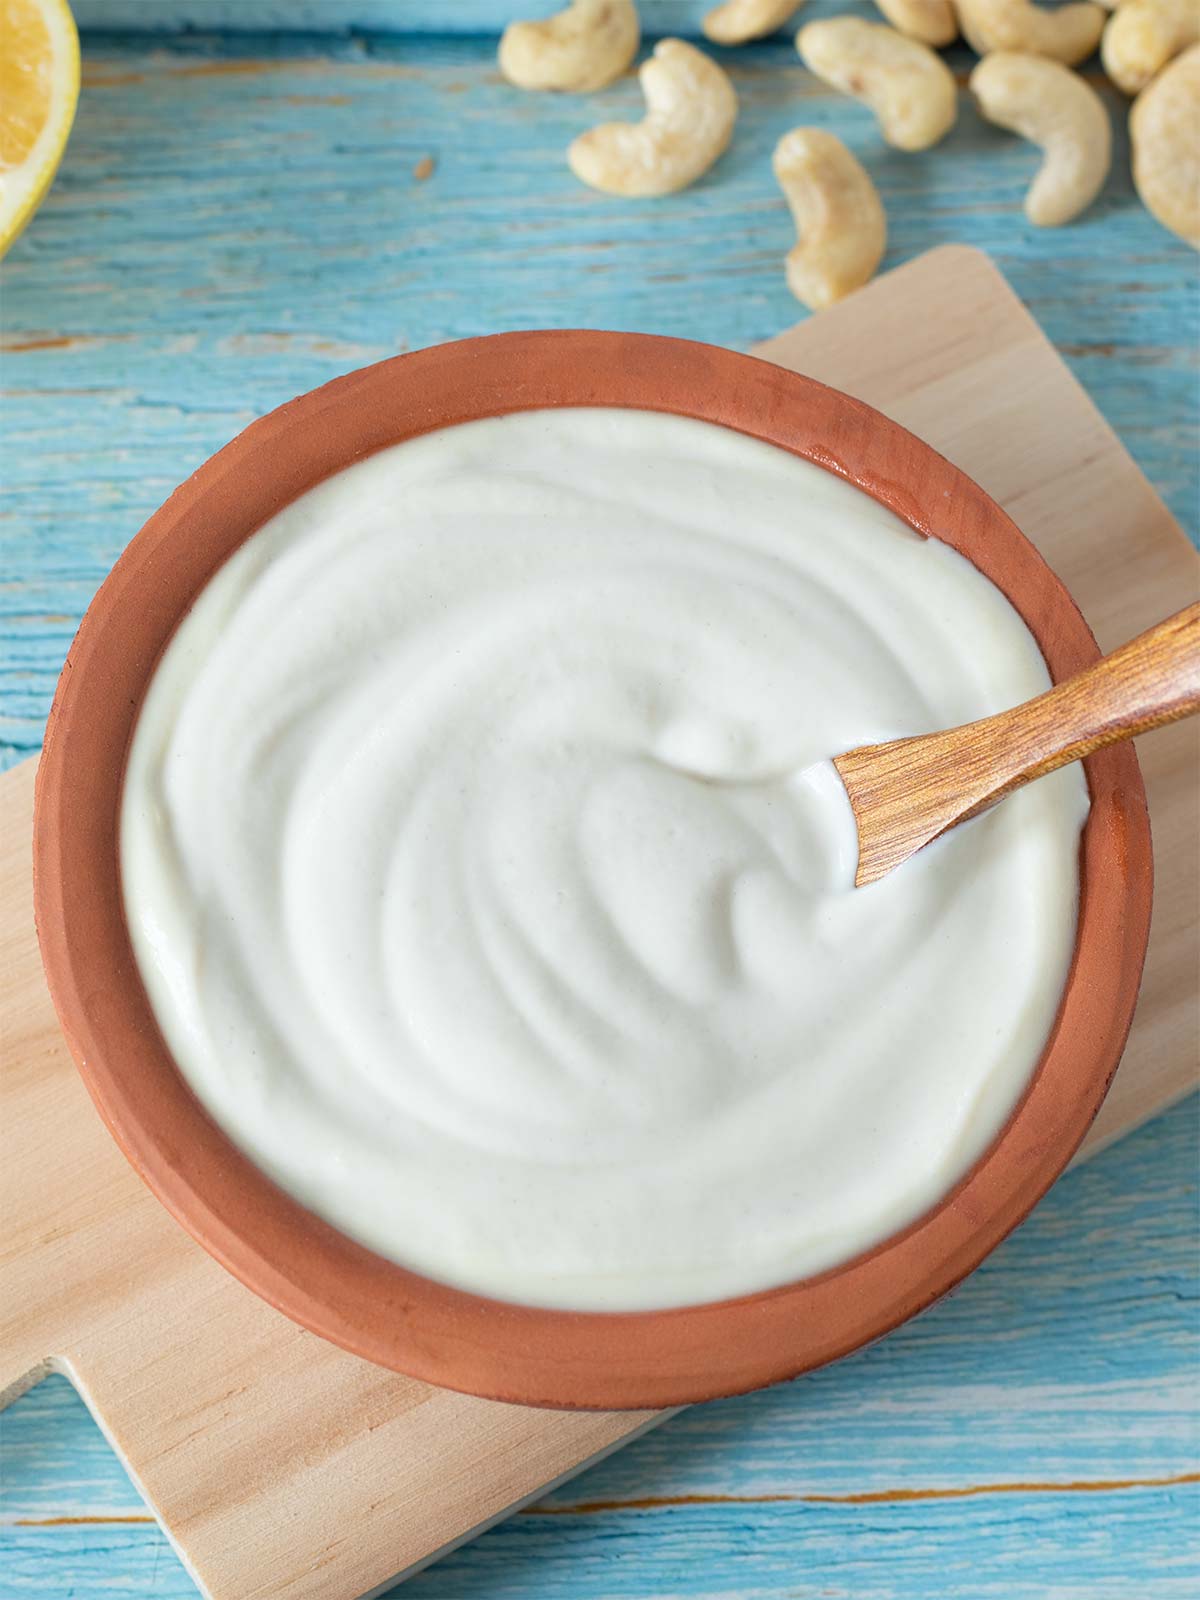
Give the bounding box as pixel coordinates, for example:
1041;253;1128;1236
2;245;1196;1600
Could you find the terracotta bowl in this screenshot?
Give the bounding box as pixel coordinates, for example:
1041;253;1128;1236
34;331;1152;1411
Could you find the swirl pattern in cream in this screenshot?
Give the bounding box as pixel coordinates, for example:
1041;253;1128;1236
121;409;1088;1309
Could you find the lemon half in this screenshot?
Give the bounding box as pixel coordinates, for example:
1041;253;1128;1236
0;0;79;258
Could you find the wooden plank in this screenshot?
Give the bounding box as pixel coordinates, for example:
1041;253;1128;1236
2;1095;1196;1600
70;2;772;35
3;32;1196;776
4;1086;1197;1600
2;244;1196;1599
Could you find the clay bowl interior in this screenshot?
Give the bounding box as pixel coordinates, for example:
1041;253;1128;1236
33;331;1152;1411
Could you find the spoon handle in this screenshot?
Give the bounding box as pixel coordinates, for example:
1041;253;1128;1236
835;601;1200;887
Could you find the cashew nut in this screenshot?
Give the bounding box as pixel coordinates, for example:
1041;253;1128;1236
871;0;959;47
499;0;639;93
1130;43;1200;247
796;18;957;152
1101;0;1200;96
568;39;738;196
703;0;803;44
773;128;887;309
970;53;1111;225
956;0;1107;64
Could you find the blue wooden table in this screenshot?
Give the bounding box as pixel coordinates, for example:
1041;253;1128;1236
1;6;1197;1596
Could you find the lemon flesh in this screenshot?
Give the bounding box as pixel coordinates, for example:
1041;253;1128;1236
0;0;79;257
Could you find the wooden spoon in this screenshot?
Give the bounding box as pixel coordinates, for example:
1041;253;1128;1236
835;602;1200;887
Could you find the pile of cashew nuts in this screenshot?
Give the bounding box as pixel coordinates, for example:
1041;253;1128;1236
498;0;1198;310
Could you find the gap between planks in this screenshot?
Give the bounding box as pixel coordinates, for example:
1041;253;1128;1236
11;1470;1199;1527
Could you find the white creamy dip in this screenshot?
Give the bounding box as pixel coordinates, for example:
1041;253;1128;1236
122;408;1089;1311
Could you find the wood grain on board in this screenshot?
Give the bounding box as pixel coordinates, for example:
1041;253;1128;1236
2;246;1197;1600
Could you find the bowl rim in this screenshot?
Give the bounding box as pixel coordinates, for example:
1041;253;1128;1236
33;329;1153;1410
